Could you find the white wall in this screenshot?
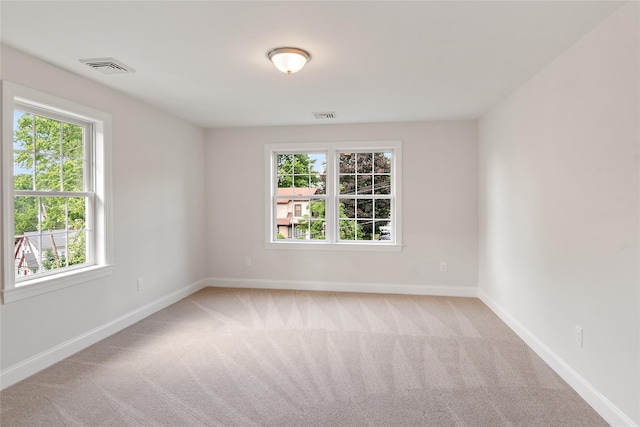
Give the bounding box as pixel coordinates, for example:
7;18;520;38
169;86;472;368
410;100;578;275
478;3;639;424
0;46;207;371
205;121;478;294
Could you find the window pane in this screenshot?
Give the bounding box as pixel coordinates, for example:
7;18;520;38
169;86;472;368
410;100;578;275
41;231;67;271
68;197;86;229
277;175;293;189
13;111;33;151
309;198;325;219
356;175;372;194
309;220;325;240
35;154;61;191
358;220;373;240
339;152;355;173
357;199;374;218
315;174;327;195
293;221;309;239
41;197;66;231
375;199;391;220
309;154;326;172
63;158;84;191
375;221;392;241
357;153;372;173
68;230;87;266
339;198;356;219
15;234;43;278
277;154;293;188
14;152;34;190
374;152;392;173
277;154;293;173
62;122;83;158
14;196;38;235
339;174;355;195
295;175;314;188
291;198;308;216
277;187;295;196
339;219;358;240
374;175;391;195
35;116;61;154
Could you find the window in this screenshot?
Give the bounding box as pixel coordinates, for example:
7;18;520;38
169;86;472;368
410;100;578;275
2;81;112;303
265;141;402;251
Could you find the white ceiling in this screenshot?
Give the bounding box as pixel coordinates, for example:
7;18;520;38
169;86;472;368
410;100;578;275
1;1;625;129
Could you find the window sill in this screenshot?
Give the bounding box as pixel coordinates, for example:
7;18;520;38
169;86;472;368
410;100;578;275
265;241;403;252
2;265;113;304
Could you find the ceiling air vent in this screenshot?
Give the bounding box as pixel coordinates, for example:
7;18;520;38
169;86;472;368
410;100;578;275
313;112;336;120
79;57;135;74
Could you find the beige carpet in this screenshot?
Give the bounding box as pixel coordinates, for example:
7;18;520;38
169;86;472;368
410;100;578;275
1;287;607;426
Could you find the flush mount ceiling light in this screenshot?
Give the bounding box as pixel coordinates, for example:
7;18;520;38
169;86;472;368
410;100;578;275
267;47;311;75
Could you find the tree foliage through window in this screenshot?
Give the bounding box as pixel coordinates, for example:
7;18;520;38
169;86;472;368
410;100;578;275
13;110;88;278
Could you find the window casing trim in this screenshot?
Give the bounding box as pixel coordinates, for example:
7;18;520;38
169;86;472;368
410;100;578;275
2;81;113;303
264;140;403;250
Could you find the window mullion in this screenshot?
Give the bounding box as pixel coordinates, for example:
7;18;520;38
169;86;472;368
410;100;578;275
86;193;94;263
59;121;64;191
272;154;278;241
31;115;36;191
85;124;92;193
326;147;336;243
64;197;69;268
14;190;92;198
38;233;43;276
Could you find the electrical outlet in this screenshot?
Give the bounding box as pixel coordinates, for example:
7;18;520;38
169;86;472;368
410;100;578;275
575;325;583;347
137;278;144;291
440;262;448;273
245;257;252;267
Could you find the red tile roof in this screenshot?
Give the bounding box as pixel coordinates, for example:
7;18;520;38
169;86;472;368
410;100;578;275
276;187;318;203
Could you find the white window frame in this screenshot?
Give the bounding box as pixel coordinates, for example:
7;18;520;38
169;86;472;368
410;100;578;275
264;140;403;252
1;81;113;303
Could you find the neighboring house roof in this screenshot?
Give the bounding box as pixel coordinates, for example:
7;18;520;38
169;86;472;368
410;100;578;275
277;187;318;204
278;212;293;226
14;231;82;270
18;248;39;269
21;231;73;253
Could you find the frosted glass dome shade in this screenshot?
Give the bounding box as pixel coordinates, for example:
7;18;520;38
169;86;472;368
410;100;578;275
267;47;311;75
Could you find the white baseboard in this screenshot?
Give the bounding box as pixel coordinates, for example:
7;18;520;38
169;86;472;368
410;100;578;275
0;279;208;390
206;277;478;297
478;290;636;427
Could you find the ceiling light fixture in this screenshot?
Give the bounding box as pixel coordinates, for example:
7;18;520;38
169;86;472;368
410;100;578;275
267;47;311;75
